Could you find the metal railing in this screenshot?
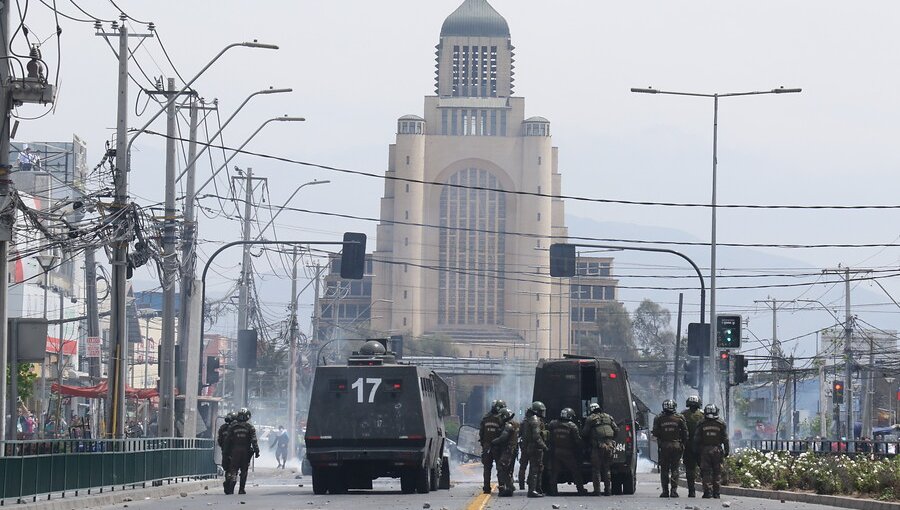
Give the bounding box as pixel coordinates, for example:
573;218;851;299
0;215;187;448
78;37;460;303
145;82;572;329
0;438;216;503
742;439;900;458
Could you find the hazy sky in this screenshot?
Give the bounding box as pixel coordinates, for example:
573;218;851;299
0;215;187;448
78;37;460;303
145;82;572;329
14;1;900;357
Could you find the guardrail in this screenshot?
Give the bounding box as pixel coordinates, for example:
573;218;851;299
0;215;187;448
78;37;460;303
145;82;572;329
742;439;900;458
0;438;216;503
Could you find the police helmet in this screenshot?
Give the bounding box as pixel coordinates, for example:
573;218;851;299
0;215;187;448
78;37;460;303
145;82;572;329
560;408;576;421
499;407;515;422
237;408;251;422
662;399;677;414
704;404;719;419
588;403;601;414
686;395;702;409
491;399;507;414
531;401;546;418
224;412;236;423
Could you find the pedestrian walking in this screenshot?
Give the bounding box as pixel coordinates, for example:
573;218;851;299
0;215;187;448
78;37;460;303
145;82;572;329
273;425;289;468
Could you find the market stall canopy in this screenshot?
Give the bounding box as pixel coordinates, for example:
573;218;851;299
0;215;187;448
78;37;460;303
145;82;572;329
50;380;167;400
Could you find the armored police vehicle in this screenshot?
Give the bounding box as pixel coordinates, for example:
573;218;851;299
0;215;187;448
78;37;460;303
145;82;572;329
305;341;451;495
532;355;639;494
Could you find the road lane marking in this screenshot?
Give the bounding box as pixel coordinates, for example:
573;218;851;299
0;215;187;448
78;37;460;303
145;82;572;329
465;485;494;510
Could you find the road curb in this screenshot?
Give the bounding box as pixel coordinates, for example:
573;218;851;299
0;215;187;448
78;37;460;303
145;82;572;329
684;482;900;510
8;479;213;510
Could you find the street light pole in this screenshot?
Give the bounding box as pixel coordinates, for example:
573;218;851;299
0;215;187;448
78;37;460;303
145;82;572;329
631;86;801;404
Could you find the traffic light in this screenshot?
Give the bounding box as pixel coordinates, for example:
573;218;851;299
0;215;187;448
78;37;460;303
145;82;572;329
206;356;221;385
718;351;730;372
237;329;258;368
340;232;367;280
549;244;577;277
733;354;749;383
832;380;845;404
687;323;711;356
716;314;742;348
683;359;700;389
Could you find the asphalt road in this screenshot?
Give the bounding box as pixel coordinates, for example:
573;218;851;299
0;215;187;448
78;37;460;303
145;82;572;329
92;464;852;510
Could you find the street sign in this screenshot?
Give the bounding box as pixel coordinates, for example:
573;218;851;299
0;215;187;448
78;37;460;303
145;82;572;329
86;336;102;358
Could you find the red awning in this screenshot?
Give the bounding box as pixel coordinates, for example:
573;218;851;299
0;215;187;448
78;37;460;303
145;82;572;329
46;336;77;355
50;380;164;400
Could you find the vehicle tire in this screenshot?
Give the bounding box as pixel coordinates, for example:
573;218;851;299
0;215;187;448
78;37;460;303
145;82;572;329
439;457;451;490
430;467;438;491
622;472;636;495
312;468;327;495
400;471;415;494
328;471;348;495
416;467;431;494
610;473;623;495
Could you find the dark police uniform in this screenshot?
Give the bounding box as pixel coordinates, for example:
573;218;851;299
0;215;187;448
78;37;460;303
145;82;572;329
226;421;260;494
582;410;618;495
479;411;503;492
681;406;704;496
652;411;688;497
694;417;729;498
517;410;532;490
217;420;233;493
546;419;586;495
523;413;548;497
491;417;519;496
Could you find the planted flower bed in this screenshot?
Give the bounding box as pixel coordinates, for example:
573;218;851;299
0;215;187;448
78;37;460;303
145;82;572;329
725;449;900;500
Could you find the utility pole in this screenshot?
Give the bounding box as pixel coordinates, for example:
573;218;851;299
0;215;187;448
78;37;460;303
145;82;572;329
157;78;178;438
312;262;321;351
0;0;11;447
755;297;795;439
234;168;264;408
96;18;152;439
288;247;299;463
824;267;870;442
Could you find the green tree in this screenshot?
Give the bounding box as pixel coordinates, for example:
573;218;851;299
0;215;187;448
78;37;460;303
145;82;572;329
5;363;36;401
632;299;676;359
576;301;636;359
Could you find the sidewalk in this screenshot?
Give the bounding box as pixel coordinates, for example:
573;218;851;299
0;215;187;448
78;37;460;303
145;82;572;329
9;479;212;510
685;481;900;510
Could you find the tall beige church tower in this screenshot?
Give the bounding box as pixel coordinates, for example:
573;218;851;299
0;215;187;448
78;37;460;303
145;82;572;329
372;0;568;359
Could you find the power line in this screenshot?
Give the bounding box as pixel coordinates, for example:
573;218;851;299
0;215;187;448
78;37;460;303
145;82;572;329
143;130;900;211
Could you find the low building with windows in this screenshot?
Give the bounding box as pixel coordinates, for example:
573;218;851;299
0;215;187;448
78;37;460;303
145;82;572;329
569;256;619;354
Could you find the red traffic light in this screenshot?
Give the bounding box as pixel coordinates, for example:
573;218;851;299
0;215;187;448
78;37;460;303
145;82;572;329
834;383;843;390
720;352;729;360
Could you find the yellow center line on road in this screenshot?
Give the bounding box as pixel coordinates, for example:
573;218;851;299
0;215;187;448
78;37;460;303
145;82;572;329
465;486;493;510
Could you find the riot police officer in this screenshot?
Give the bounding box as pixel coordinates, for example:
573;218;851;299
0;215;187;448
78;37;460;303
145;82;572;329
582;402;618;496
217;412;236;494
225;408;260;495
517;406;532;490
523;401;548;498
694;404;729;499
547;408;587;496
652;399;688;498
479;399;506;494
681;395;704;497
490;407;519;497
